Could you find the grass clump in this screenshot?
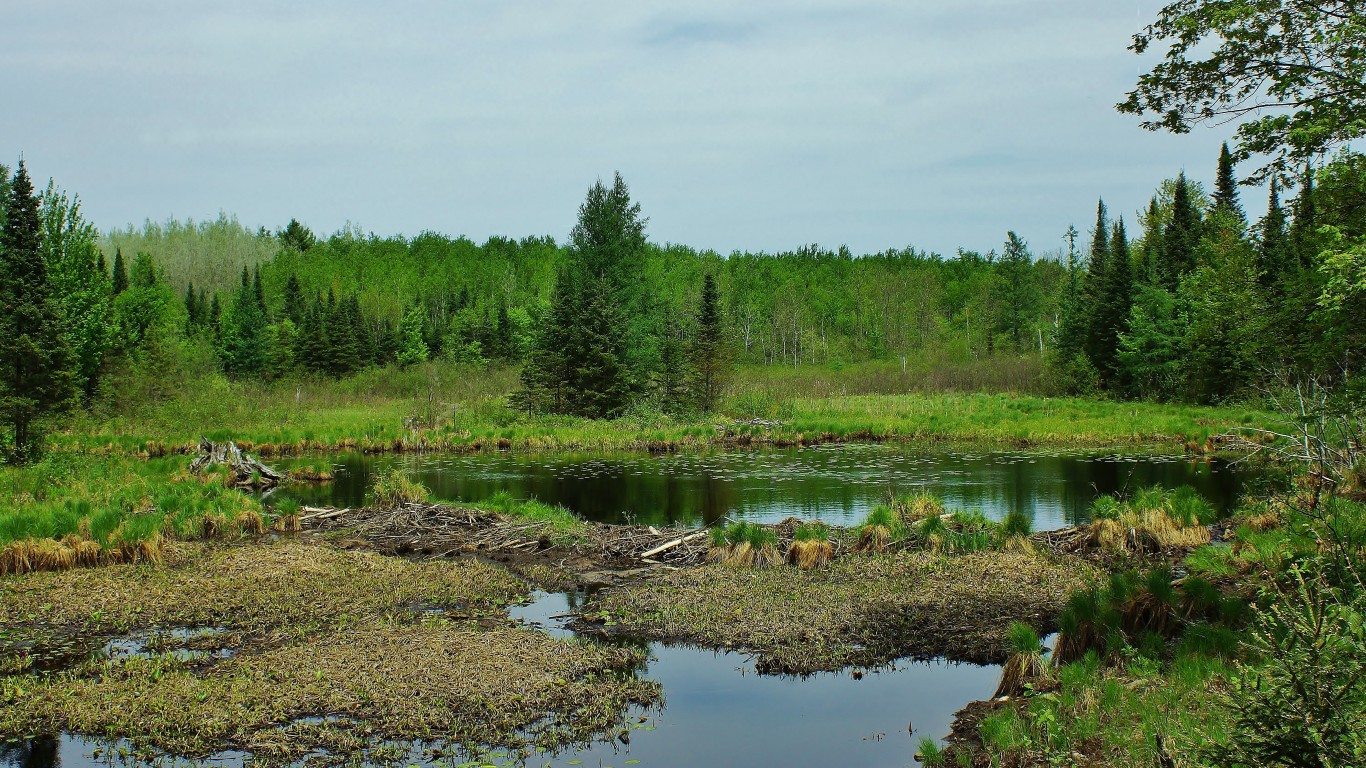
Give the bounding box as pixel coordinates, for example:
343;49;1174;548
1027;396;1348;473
1088;485;1215;554
853;504;908;553
371;466;429;507
707;522;781;568
993;621;1049;698
786;522;834;569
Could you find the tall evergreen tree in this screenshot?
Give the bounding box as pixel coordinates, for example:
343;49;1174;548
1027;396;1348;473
221;272;268;377
991;231;1037;351
1212;142;1244;221
1162;172;1200;287
1258;179;1290;288
185;281;200;333
689;273;728;412
329;294;362;375
282;273;305;325
1081;199;1111;368
1289;162;1318;268
1095;218;1135;383
1137;196;1164;284
252;265;267;316
111;247;129;295
567;274;628;417
0;161;75;460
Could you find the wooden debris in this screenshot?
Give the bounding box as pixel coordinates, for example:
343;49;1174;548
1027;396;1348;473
190;438;283;489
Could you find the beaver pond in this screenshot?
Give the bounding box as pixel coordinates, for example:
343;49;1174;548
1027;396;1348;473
2;446;1250;768
3;589;1000;768
277;444;1247;529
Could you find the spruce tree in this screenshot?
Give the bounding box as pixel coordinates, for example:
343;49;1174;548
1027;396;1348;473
568;275;628;417
185;282;200;334
221;273;268;377
95;251;107;279
689;273;728;412
1137;196;1164;285
209;293;222;341
0;161;75;460
283;273;304;325
111;247;129;295
1258;179;1290;288
1096;218;1134;383
295;297;329;373
1162;172;1200;287
1212;142;1244;221
1081;199;1111;369
252;265;267;316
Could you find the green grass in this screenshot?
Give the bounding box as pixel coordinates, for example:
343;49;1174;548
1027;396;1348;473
50;361;1274;456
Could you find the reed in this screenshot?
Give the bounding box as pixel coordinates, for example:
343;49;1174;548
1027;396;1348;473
786;522;834;569
994;621;1050;698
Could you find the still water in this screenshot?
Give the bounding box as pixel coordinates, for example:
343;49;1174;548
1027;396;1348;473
277;444;1247;530
4;592;999;768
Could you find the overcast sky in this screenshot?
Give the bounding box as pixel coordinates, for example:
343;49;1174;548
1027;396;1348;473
4;1;1246;258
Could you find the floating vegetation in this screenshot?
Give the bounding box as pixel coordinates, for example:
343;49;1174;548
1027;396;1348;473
371;466;430;507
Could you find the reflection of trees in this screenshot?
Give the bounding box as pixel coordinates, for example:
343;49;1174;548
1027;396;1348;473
0;738;59;768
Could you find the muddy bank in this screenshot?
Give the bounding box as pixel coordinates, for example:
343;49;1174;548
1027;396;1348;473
0;540;659;763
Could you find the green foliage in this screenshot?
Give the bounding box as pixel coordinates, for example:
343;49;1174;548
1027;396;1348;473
0;161;76;461
102;213;279;296
1205;569;1366;768
1121;0;1366;183
371;466;429;507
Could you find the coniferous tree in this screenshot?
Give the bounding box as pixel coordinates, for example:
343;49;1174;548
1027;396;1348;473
567;274;628;417
95;251;107;279
689;273;728;412
1162;172;1200;287
519;271;576;413
295;296;329;373
1081;200;1111;369
1095;218;1135;383
252;265;267;317
991;231;1036;351
1258;179;1291;289
209;293;222;342
220;272;268;377
282;273;304;325
1136;197;1164;285
0;161;75;460
1212;142;1244;221
185;282;200;334
1289;162;1318;269
111;247;129;295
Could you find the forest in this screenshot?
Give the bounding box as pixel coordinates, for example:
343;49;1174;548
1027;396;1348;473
4;140;1364;457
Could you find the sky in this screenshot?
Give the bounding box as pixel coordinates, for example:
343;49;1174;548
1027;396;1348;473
3;1;1247;258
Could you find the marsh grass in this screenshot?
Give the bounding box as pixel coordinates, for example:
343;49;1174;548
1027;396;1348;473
854;505;908;553
0;456;273;576
994;621;1049;698
54;362;1272;457
1088;485;1215;554
786;522;834;569
371;466;429;507
707;522;781;567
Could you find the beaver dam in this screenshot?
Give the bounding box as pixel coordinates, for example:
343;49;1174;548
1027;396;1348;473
1;449;1247;768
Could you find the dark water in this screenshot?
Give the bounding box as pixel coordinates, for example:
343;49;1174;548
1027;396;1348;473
275;444;1247;530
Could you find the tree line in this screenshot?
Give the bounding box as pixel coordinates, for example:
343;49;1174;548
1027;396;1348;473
4;146;1365;458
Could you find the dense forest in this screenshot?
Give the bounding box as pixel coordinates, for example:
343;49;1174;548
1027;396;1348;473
2;142;1365;454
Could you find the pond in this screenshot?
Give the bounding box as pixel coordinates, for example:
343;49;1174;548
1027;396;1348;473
4;591;1002;768
275;443;1248;530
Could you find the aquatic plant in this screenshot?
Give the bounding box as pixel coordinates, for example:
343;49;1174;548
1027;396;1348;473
371;466;429;507
854;504;908;553
915;737;947;767
708;522;781;567
1087;486;1213;554
994;621;1049;698
786;522;834;569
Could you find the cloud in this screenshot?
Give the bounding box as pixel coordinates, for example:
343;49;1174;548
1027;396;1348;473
1;0;1235;257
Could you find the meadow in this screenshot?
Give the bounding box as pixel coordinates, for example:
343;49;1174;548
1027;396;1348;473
54;360;1273;457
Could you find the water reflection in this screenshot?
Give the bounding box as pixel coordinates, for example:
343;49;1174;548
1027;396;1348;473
278;444;1247;530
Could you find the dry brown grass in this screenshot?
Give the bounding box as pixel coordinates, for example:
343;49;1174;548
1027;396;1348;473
1089;509;1211;554
787;539;834;569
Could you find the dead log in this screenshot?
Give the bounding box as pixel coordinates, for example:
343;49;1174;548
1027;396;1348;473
191;437;284;489
640;530;708;559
